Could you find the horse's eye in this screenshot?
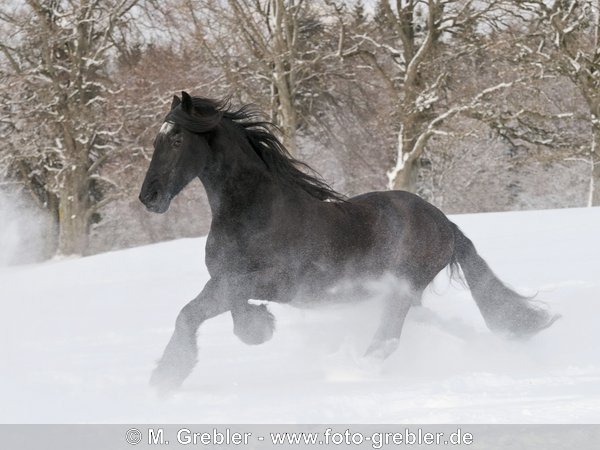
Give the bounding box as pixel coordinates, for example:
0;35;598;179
172;134;182;146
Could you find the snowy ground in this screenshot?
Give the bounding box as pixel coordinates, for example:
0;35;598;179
1;207;599;424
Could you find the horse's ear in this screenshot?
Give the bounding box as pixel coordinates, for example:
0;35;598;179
181;91;193;114
171;95;181;110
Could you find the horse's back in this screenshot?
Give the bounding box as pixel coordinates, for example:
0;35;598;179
348;190;456;288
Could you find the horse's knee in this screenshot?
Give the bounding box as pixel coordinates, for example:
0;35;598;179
175;303;198;332
176;296;223;331
232;303;275;345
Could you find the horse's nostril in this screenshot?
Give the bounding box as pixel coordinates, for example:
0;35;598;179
139;188;159;206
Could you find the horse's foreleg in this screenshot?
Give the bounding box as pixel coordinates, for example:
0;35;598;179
150;278;230;392
364;288;421;359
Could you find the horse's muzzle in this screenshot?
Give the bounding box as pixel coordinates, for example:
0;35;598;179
139;182;170;213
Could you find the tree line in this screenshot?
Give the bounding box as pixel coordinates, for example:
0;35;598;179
0;0;598;259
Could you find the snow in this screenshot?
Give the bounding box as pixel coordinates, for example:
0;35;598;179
1;207;599;424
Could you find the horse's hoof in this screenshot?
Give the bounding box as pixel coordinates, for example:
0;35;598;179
364;338;399;360
150;369;181;395
149;360;195;395
233;304;275;345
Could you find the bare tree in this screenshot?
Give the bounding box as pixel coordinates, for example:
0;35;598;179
337;0;528;192
0;0;142;255
161;0;345;155
514;0;600;206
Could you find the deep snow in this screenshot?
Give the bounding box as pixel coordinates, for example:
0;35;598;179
1;207;599;423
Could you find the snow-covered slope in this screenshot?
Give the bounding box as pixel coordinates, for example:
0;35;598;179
1;207;599;423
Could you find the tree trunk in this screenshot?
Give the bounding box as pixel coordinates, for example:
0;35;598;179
44;192;60;258
57;167;90;255
392;157;420;192
278;93;297;155
389;114;425;193
270;0;298;156
270;67;297;155
590;124;600;207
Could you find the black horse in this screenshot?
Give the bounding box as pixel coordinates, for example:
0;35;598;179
139;92;558;391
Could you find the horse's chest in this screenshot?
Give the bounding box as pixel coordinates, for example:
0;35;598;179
205;229;287;275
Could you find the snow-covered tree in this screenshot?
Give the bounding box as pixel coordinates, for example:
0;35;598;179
162;0;346;155
514;0;600;206
337;0;528;192
0;0;142;255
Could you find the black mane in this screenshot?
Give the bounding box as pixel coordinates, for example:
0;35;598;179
167;97;345;202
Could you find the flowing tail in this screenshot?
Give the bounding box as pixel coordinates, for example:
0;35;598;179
451;225;560;336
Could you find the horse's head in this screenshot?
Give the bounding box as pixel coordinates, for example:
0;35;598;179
139;91;218;213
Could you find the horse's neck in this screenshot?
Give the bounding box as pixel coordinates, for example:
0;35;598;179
199;141;277;218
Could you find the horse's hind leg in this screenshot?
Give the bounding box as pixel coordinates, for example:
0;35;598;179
231;301;275;345
150;278;230;392
364;287;421;360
